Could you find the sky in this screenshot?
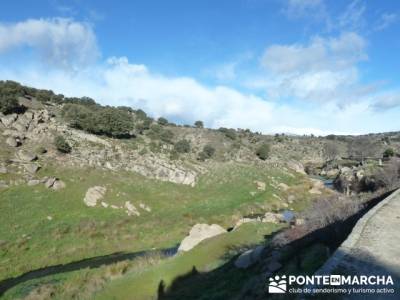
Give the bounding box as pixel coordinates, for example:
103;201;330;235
0;0;399;135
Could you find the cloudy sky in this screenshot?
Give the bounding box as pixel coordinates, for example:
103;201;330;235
0;0;399;135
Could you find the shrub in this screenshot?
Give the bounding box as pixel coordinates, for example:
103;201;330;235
61;104;134;138
194;120;204;128
160;129;174;143
218;127;237;140
383;148;395;158
203;144;215;158
157;117;168;125
256;143;270;160
54;136;72;153
0;94;20;114
174;139;191;153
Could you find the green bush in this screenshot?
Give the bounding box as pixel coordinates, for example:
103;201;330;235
0;94;20;114
174;139;191;153
256;143;270;160
160;129;174;143
61;104;134;138
218;127;237;140
383;148;395;158
157;117;168;125
194;120;204;128
54;136;72;153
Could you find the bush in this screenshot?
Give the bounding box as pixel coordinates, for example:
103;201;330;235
160;129;174;143
383;148;395;158
194;120;204;128
256;143;270;160
61;104;134;138
197;144;215;161
157;117;168;125
0;94;20;114
174;139;191;153
54;136;72;153
218;127;237;140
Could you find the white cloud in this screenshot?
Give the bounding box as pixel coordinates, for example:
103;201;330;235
259;32;368;104
374;13;398;31
338;0;366;31
0;18;99;70
370;92;400;111
284;0;326;19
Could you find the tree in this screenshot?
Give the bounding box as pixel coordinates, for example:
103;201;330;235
198;144;215;161
174;139;191;153
157;117;168;125
218;127;237;140
54;136;71;153
324;142;339;161
194;120;204;128
383;148;395;158
256;143;270;160
0;95;20;114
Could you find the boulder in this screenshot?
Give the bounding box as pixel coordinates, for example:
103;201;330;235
125;201;140;216
262;212;283;224
178;224;226;252
254;181;266;191
287;161;306;175
27;179;40;186
235;245;265;269
17;150;37;162
84;186;107;207
44;177;57;188
24;163;40;174
52;179;66;190
0;114;17;127
0;165;7;174
6;136;20;147
139;203;151;212
326;169;339;178
278;183;289;191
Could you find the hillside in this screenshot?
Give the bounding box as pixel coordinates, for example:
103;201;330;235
1;81;400;299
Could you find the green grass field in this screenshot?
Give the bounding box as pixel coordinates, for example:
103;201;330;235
0;161;316;299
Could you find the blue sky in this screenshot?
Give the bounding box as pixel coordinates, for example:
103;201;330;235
0;0;399;135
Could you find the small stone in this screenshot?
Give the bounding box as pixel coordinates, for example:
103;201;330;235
52;180;66;190
27;179;40;186
47;216;53;221
24;163;40;174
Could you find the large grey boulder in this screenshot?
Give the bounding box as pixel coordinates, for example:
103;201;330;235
84;186;107;207
0;114;17;127
235;245;265;269
17;150;37;162
24;163;40;174
44;177;57;188
52;179;66;190
178;224;226;252
6;136;20;147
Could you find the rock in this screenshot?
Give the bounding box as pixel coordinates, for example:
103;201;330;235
0;114;17;127
287;161;306;174
326;169;339;178
24;163;40;174
139;203;151;212
125;201;140;216
52;179;66;190
254;181;266;191
235;245;265;269
234;217;257;229
249;191;256;196
0;180;8;188
44;177;57;188
47;216;53;221
278;183;289;191
17;150;37;162
262;212;283;224
101;201;109;208
287;195;295;203
84;186;107;207
110;205;119;209
178;224;226;252
6;136;20;147
0;165;7;174
309;178;324;194
295;218;305;226
27;179;40;186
